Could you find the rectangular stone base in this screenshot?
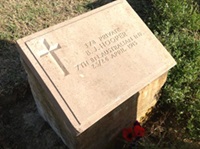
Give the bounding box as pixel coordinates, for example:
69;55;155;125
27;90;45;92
23;60;167;149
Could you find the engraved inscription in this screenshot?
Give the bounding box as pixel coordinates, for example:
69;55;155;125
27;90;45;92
39;39;69;76
76;28;143;71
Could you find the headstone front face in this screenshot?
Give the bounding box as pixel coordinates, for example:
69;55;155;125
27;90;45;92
17;0;176;148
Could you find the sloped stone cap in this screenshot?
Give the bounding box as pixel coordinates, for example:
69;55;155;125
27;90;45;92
17;0;176;133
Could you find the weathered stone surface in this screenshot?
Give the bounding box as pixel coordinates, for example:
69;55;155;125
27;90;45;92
137;72;168;120
16;0;176;148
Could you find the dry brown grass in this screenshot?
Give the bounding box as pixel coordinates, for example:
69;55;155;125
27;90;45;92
0;0;95;40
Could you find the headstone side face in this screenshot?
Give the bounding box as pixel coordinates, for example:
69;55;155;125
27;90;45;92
137;72;168;119
21;61;77;148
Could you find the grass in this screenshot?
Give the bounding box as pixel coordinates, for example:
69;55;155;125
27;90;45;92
0;0;93;40
147;0;200;141
0;0;199;148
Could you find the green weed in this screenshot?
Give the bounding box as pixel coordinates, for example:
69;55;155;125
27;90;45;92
149;0;200;141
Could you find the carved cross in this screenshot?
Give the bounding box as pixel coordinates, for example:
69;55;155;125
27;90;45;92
39;39;69;76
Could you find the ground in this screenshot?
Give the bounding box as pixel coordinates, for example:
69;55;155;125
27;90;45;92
0;88;67;149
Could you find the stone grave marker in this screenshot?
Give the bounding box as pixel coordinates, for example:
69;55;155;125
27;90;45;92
17;0;176;148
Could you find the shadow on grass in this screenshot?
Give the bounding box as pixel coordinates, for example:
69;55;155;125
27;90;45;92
0;40;28;105
142;102;200;149
0;40;67;149
86;0;154;24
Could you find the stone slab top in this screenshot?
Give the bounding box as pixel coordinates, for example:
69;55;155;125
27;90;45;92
17;0;176;133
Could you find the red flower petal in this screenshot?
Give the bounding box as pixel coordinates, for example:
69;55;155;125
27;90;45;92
122;128;134;142
133;125;145;137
